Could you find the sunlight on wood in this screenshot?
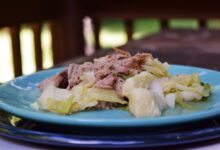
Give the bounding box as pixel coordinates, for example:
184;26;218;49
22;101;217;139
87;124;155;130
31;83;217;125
207;19;220;29
0;28;14;82
41;23;53;69
100;20;127;49
20;25;36;75
169;19;199;29
133;19;160;40
100;32;127;48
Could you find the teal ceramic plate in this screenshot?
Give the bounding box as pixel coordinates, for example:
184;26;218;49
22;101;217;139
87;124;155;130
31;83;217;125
0;65;220;127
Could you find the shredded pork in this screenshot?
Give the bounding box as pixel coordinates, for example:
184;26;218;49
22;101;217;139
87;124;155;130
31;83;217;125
38;49;152;96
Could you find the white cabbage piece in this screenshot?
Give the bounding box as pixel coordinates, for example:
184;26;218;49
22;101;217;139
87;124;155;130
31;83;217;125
38;85;73;109
172;73;200;86
85;87;127;104
80;71;96;86
70;83;98;111
165;93;176;108
122;71;156;97
37;85;74;114
142;58;170;77
122;71;162;117
179;91;202;101
127;88;161;117
172;74;193;86
70;83;127;111
150;78;168;111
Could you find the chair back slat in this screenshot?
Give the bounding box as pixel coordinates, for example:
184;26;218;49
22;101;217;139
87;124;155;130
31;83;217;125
93;19;101;50
161;20;169;30
125;19;133;41
50;20;66;64
10;26;22;76
32;23;43;70
199;20;207;28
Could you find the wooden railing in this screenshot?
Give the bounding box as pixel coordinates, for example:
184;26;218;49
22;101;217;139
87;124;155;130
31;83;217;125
0;0;84;77
9;24;44;76
0;0;220;79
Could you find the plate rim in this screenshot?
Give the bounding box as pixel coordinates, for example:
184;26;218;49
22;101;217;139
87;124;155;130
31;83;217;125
0;64;220;127
1;117;220;148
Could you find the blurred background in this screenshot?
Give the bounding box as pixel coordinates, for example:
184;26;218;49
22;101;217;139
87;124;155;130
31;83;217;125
0;0;220;83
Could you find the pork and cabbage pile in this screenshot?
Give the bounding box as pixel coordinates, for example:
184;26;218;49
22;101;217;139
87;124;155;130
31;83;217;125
36;49;211;117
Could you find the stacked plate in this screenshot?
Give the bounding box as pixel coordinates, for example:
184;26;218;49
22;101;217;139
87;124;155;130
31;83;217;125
0;65;220;148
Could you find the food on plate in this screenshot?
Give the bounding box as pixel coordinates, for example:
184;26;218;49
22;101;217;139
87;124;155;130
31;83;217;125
36;48;211;118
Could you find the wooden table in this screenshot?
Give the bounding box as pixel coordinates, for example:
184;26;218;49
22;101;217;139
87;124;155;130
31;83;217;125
59;29;220;71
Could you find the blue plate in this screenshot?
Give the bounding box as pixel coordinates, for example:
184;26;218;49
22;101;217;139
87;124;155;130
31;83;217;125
1;113;220;148
0;65;220;127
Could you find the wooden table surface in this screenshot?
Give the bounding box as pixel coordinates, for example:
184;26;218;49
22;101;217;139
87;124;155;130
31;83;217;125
123;29;220;71
59;29;220;71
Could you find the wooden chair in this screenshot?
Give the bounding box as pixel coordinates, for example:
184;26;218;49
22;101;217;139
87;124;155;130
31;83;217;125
1;0;220;78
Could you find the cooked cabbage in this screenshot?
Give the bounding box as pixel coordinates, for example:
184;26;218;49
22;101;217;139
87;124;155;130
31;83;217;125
122;70;211;117
122;71;156;97
80;71;96;87
70;83;98;111
165;93;176;108
176;92;192;109
150;79;168;111
37;83;126;114
163;74;211;100
37;85;74;114
126;88;161;117
46;96;74;114
84;87;127;104
142;58;170;77
122;71;161;117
